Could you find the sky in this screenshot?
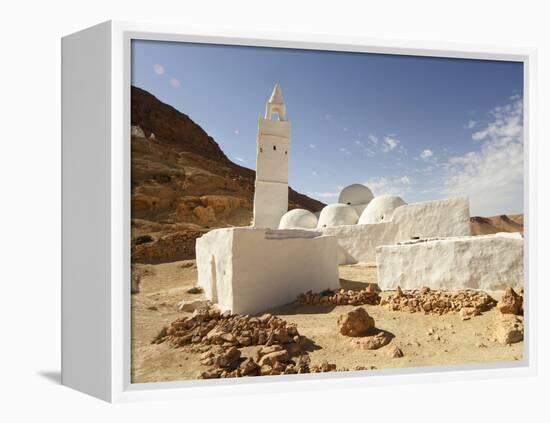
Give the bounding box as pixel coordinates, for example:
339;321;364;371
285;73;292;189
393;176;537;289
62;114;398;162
131;40;524;216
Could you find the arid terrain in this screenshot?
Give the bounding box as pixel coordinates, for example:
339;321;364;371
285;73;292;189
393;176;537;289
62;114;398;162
131;261;523;383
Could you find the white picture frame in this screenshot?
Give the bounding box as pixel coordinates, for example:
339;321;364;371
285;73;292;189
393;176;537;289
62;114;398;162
61;20;538;403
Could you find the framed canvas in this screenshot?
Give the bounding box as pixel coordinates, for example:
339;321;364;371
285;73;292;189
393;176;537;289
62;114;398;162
61;20;537;402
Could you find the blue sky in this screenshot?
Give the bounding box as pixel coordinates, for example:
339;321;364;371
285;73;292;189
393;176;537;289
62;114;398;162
132;40;524;216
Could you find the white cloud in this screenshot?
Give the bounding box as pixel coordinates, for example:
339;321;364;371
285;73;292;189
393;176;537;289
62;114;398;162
169;77;181;88
153;64;165;75
363;148;376;157
381;136;405;153
399;176;412;185
234;156;246;163
324;113;333;121
364;175;412;197
420;149;434;159
233;129;240;135
465;119;477;129
312;171;318;177
339;147;351;155
309;143;316;149
442;96;523;215
368;134;378;145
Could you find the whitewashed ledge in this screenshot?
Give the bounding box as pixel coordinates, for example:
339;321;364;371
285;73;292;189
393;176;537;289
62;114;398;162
376;233;524;291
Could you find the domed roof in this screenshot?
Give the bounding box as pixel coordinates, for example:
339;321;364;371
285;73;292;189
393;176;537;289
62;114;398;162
317;204;359;228
338;184;374;206
358;195;407;224
279;209;318;230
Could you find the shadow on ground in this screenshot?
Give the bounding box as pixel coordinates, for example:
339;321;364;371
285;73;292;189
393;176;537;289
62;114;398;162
37;370;61;384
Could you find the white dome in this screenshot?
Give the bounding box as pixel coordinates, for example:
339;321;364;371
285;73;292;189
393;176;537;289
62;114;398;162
338;184;374;215
317;204;359;228
279;209;318;230
359;195;407;224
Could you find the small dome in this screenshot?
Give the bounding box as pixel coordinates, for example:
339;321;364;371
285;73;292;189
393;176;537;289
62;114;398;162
317;204;359;228
359;195;407;224
279;209;318;230
338;184;374;215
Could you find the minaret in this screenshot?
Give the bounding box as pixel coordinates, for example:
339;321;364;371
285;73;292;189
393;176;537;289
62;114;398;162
253;83;291;228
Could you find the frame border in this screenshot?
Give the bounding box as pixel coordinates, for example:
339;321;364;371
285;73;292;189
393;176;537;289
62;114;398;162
109;20;537;403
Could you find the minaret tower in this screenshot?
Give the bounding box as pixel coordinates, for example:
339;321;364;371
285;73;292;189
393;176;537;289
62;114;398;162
253;83;291;228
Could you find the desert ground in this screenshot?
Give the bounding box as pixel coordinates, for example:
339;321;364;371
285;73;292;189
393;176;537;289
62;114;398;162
131;260;523;383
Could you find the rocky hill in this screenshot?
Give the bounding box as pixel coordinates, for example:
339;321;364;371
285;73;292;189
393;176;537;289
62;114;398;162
470;214;524;235
131;86;325;264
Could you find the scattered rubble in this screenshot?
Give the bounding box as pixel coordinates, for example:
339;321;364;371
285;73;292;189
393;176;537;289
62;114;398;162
158;308;303;350
337;307;375;337
296;286;380;306
198;347;340;379
381;286;496;316
158;307;363;379
497;287;523;315
495;315;524;345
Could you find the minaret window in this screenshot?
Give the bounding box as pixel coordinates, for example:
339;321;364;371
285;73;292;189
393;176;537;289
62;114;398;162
273;145;276;151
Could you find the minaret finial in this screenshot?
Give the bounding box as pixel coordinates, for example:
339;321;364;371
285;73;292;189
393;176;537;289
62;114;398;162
269;83;284;105
265;83;286;121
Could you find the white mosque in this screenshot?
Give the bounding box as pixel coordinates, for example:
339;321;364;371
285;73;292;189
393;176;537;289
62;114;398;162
196;84;524;315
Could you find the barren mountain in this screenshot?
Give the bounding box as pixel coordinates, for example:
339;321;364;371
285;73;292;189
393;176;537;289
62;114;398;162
470;214;524;235
131;86;325;264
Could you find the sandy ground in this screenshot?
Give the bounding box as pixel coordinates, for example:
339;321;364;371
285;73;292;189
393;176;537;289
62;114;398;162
131;261;523;383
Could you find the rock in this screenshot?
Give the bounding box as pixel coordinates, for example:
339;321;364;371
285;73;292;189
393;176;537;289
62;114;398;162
239;357;260;376
177;299;210;312
395;286;404;298
310;360;337;373
337;307;375;337
389;346;404;358
214;346;241;369
497;287;523;315
351;331;392;350
495;315;524;344
199;368;223;379
260;364;273;376
258;350;289;367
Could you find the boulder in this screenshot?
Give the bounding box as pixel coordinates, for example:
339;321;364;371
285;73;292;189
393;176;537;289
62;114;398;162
497;287;523;315
337;307;375;337
495;315;524;344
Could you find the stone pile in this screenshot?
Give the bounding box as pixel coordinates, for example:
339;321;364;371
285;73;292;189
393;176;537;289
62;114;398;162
156;308;302;349
199;346;339;379
296;286;380;306
380;286;496;317
497;287;524;315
